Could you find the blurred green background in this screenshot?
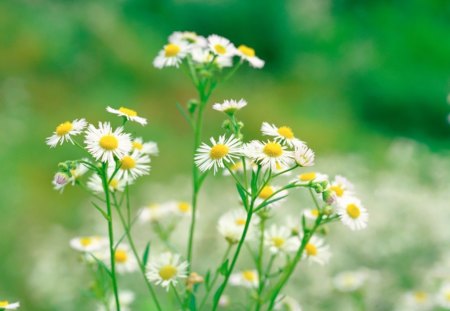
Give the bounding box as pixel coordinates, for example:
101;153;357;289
1;0;449;310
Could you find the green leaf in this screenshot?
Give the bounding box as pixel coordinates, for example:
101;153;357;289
204;270;211;289
218;259;229;276
90;254;112;279
236;183;248;209
188;293;197;311
213;284;225;307
255;195;288;211
176;102;193;128
91;201;110;221
142;242;151;266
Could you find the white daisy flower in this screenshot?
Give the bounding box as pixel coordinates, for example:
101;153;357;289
97;290;135;311
0;301;20;310
52;172;70;192
333;270;368;292
296;172;329;184
138;203;172;223
190;47;233;68
131;137;158;156
244;140;294;171
330;175;355;200
402;291;433;310
229;270;259;288
146;252;188;290
217;209;257;244
261;122;304;148
223;159;256;176
237;44;265;68
106;244;138;274
46;118;87;148
303;208;320;220
255;185;288;209
117;151;151;182
302;235;331;265
436;283;450;308
153;41;190;68
84;122;132;163
207;34;237;58
293;144;315;167
337;197;368;231
264;225;300;254
87;172;128;193
167;201;192;217
169;31;207;47
106;106;147;126
195;135;243;174
274;296;302;311
212;99;247;115
70;236;108;253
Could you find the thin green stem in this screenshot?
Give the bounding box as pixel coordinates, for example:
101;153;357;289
172;284;185;309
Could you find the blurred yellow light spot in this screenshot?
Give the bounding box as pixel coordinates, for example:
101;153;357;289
109;179;119;189
346;204;361;219
214;44;226;55
277;126;294;139
209;144;229;160
80;237;92;247
305;243;317;256
121;156;136;170
115;250;128;263
56;121;73;136
311;209;319;217
242;270;256;282
413;291;428;303
235;218;246;226
259;186;274;199
178;202;190;213
299;172;316;181
238;45;255;57
159;265;177;280
164;44;180;57
272;237;285;248
99;135;118;150
263;142;283;158
0;301;9;307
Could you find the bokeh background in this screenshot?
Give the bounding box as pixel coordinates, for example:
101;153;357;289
1;0;449;310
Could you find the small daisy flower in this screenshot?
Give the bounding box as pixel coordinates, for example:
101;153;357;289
293;144;315;167
337;197;368;231
302;235;331;265
52;172;70;192
131;137;158;156
138;203;172;223
244;140;294;171
70;236;108;253
107;245;138;274
195;135;242;174
212;99;247;115
217;209;257;244
264;225;300;254
436;283;450;308
333;270;368;292
190;47;233;68
274;296;302;311
97;290;135;311
169;31;207;47
146;252;188;290
303;208;320;220
168;201;192;217
84;122;132;163
0;301;20;310
46;118;87;148
106;106;147;126
207;34;237;58
255;185;288;209
153;41;190;68
230;270;259;288
87;172;128;193
402;291;433;310
117;151;151;182
296;172;329;184
330;175;355;201
261;122;304;148
237;45;265;68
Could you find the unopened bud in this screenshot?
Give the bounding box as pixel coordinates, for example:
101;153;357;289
322;190;336;205
186;272;204;291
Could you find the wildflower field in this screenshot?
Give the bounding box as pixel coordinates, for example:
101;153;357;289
1;1;449;310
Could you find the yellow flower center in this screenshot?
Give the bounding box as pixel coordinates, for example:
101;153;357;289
178;202;190;213
259;186;274;199
118;107;137;117
164;43;181;57
109;178;119;189
80;237;93;247
0;301;9;307
305;243;317;256
231;161;243;171
235;218;246;226
121;156;136;170
238;45;255;57
56;121;73;136
132;141;143;150
413;291;428;303
99;135;119;150
299;172;316;181
115;250;128;263
209;144;229;160
311;209;319;217
159;265;178;280
277;126;294;139
214;44;226;55
346;203;361;219
445;291;450;302
330;185;344;197
242;270;256;282
263;142;283;158
272;237;285;248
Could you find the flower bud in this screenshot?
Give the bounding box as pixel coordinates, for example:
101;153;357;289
52;172;70;192
322;190;337;205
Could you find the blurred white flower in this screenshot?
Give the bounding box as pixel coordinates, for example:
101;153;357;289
212;99;247;114
131;137;158;156
333;270;368;292
207;34;237;57
0;301;20;310
302;235;331;265
230;270;259;288
153;41;190;68
70;236;107;253
217;209;257;244
237;44;265;68
106;106;147;126
337;197;368;231
264;225;300;254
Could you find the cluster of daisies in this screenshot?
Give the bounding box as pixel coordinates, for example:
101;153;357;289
0;301;19;310
397;282;450;310
153;31;264;69
47;106;158;193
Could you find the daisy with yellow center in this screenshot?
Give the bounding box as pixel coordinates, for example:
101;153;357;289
217;209;258;244
167;201;192;217
229;270;259;288
302;235;331;265
117;151;151;182
333;270;368;292
295;171;329;185
264;225;300;254
87;168;129;193
244;140;293;171
84;122;132;163
195;135;242;174
330;175;355;201
436;283;450;308
46;118;87;148
153;40;190;68
169;31;207;47
0;301;19;310
303;208;320;220
402;290;433;309
337;198;368;231
146;252;188;290
261;122;305;148
190;47;233;68
255;185;288;209
237;44;265;68
70;236;107;252
293;144;315;167
207;34;237;57
109;245;138;274
106;106;147;126
212;99;247;115
131;137;159;156
138;203;171;223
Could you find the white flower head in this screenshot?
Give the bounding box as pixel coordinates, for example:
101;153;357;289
117;151;151;182
244;140;294;172
237;44;265;69
166;201;192;217
293;144;315;167
337;197;368;231
302;235;331;265
138;203;172;223
70;236;108;253
106;106;147;126
436;283;450;309
84;122;132;163
46;118;87;148
153;40;190;68
190;47;232;68
0;301;20;310
333;270;368;292
97;290;135;311
106;244;138;274
303;208;320;220
131;137;158;156
296;172;329;185
261;122;305;148
274;296;302;311
264;225;300;254
195;135;242;174
52;172;70;192
207;34;237;58
212;99;247;115
169;31;207;47
402;291;433;310
146;252;188;290
330;175;355;201
230;270;259;288
217;209;258;244
87;170;129;193
255;185;288;209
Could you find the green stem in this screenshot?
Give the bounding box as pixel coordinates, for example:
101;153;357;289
254;218;267;311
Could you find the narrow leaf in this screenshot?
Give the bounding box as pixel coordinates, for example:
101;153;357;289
91;201;110;221
218;259;229;276
176;102;193;128
142;242;151;266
